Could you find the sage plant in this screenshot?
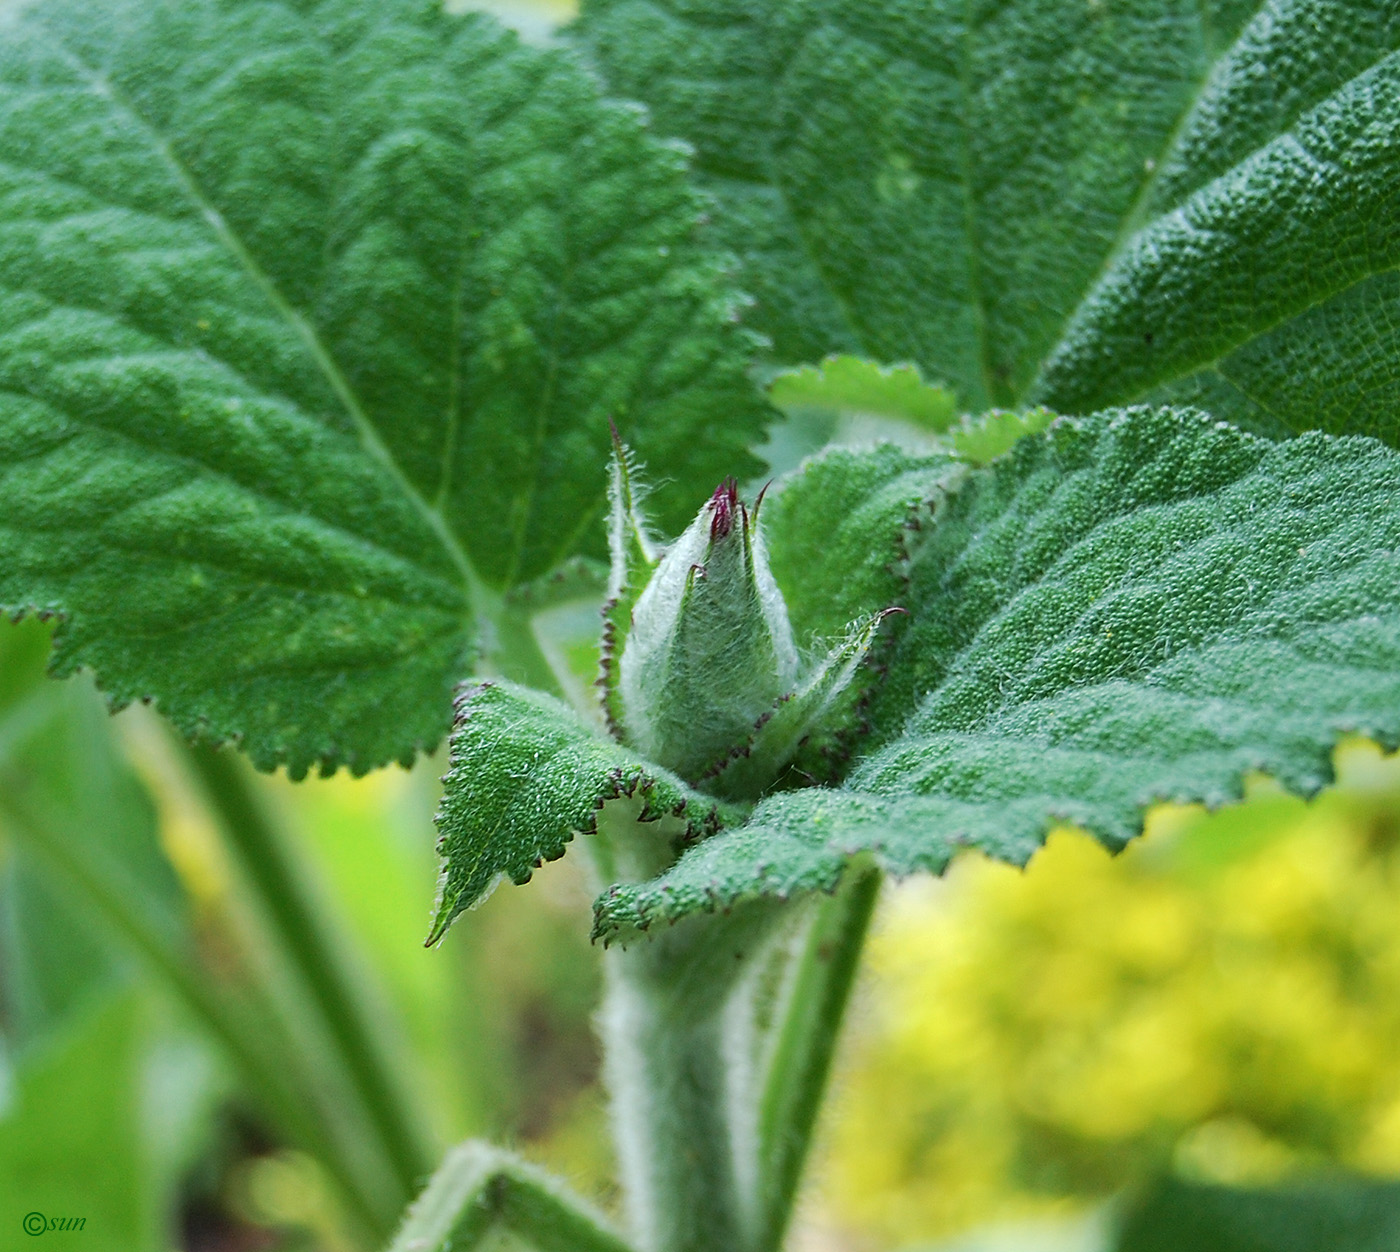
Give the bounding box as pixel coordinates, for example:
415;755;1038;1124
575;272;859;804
1;1;1400;1250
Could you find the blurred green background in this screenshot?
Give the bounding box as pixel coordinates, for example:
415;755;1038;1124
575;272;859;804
6;3;1400;1251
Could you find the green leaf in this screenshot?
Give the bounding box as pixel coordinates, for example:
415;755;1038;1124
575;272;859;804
762;443;955;780
1114;1176;1400;1252
576;0;1400;442
599;433;663;741
386;1140;633;1252
0;994;165;1252
593;407;1400;939
0;0;768;776
769;357;956;430
765;444;955;648
768;354;1053;467
0;621;181;1051
430;680;735;945
946;407;1056;467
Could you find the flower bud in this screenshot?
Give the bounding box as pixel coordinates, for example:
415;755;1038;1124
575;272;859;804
618;479;798;782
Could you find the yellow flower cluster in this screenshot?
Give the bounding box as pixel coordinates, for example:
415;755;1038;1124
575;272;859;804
821;742;1400;1244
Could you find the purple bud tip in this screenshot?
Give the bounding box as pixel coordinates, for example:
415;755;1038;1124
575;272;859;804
708;477;741;541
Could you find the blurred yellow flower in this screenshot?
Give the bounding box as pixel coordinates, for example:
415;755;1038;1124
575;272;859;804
820;742;1400;1245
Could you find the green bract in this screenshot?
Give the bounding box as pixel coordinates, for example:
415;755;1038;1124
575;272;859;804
577;0;1400;444
429;679;736;946
0;0;767;776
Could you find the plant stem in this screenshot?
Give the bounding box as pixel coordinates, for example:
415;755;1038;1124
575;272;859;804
591;790;881;1252
473;586;569;699
754;866;881;1252
387;1140;635;1252
180;742;434;1213
601;900;790;1252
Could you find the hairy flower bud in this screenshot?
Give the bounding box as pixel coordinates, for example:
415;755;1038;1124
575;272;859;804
618;479;798;782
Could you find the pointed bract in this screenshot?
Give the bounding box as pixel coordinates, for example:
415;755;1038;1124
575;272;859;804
703;609;904;800
599;431;661;740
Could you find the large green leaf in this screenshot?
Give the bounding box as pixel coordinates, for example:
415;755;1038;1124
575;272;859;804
0;0;767;775
593;407;1400;939
576;0;1400;442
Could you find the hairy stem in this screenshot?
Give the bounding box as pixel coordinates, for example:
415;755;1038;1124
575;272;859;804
180;742;434;1221
754;866;881;1251
602;902;788;1252
388;1140;635;1252
591;796;880;1252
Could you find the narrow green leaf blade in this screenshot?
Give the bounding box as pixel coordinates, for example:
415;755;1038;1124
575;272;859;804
0;994;166;1252
0;622;180;1050
578;0;1400;445
430;680;733;944
595;407;1400;938
0;0;767;774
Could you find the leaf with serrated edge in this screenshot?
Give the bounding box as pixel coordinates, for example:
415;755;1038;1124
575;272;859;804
0;0;767;775
430;680;736;945
947;408;1056;467
577;0;1400;443
766;444;957;649
770;355;1055;467
594;407;1400;941
770;357;956;430
762;443;956;780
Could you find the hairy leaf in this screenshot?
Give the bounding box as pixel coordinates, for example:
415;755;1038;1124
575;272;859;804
0;0;767;774
576;0;1400;443
765;444;955;648
430;680;734;944
595;407;1400;938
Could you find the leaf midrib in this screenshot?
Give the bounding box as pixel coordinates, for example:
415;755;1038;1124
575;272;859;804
1107;258;1400;414
1023;5;1246;402
50;36;485;600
